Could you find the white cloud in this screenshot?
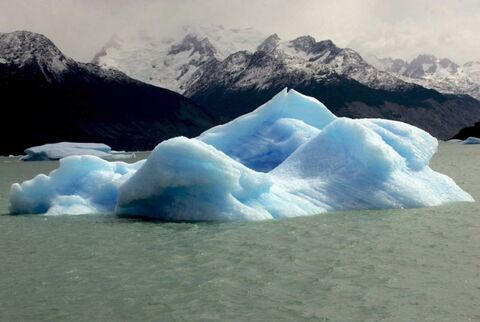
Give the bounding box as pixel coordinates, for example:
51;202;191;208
0;0;479;63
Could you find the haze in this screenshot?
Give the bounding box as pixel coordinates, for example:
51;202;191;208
0;0;479;64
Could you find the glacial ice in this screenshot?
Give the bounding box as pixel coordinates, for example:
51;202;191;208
198;89;334;172
21;142;135;161
9;89;474;220
463;137;480;144
10;156;144;215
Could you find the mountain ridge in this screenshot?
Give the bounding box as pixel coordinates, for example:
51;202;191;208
0;30;214;155
94;27;413;94
368;54;480;101
92;26;480;139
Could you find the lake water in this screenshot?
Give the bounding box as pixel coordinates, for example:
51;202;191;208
0;143;479;321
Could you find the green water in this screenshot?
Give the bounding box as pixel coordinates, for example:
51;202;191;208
0;144;479;321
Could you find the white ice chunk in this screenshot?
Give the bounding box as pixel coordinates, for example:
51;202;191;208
21;142;135;161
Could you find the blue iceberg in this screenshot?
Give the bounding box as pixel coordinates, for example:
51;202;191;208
9;89;474;220
463;137;480;144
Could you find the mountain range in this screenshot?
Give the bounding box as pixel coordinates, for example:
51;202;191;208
94;25;480;139
0;31;214;155
368;54;480;101
94;26;410;95
1;27;480;155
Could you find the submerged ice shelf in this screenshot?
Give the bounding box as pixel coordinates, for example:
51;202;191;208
9;89;474;220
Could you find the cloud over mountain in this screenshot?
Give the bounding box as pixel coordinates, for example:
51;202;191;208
0;0;479;63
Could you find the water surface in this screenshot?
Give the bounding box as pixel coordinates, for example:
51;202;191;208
0;143;479;321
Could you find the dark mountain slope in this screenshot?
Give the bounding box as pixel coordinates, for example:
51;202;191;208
451;121;480;140
0;31;214;155
187;46;480;139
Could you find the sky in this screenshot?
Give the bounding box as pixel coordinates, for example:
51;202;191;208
0;0;479;64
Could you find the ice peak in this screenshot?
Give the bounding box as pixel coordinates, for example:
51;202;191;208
257;88;337;129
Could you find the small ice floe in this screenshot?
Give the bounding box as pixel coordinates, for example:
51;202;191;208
463;137;480;144
21;142;135;161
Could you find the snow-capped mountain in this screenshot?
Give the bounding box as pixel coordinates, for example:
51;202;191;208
0;30;74;81
185;34;411;96
185;40;480;139
0;30;149;84
253;34;411;91
94;27;410;94
93;25;268;93
369;54;480;100
0;31;214;155
93;26;480;139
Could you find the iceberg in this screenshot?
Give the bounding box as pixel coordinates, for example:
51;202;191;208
9;89;474;220
463;137;480;144
10;156;144;215
198;89;334;172
21;142;135;161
